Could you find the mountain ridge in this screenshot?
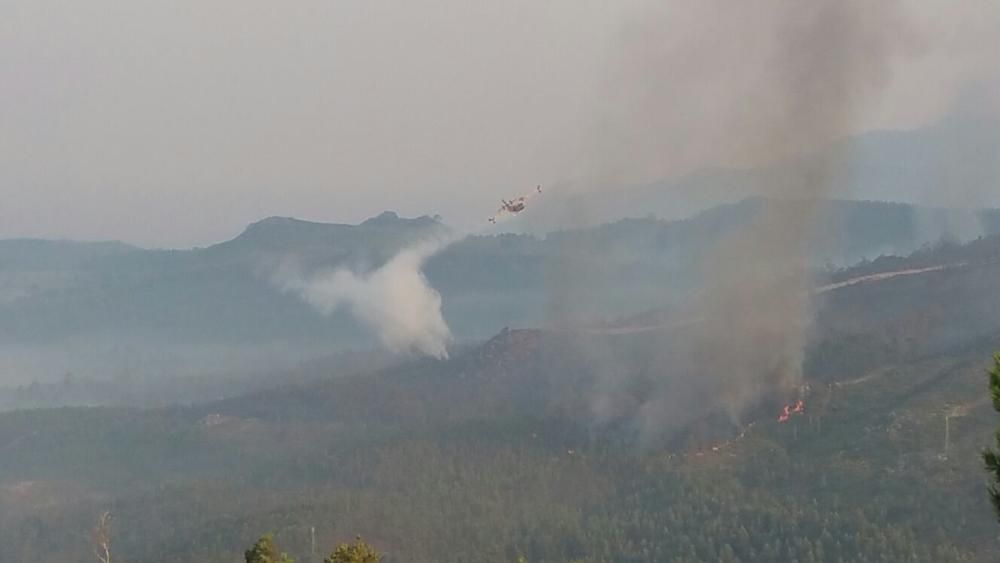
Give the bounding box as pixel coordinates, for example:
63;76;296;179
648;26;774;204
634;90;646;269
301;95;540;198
0;197;997;385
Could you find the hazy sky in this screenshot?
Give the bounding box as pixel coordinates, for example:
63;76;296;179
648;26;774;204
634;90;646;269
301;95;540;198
2;0;998;247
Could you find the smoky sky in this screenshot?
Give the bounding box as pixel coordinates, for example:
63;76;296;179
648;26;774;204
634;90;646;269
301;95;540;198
2;0;998;247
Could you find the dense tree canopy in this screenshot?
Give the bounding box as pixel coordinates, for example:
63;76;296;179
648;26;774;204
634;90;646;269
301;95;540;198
245;534;294;563
983;353;1000;520
325;536;381;563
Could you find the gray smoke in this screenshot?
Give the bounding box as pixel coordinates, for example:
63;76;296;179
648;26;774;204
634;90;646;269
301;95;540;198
576;0;921;442
277;239;453;359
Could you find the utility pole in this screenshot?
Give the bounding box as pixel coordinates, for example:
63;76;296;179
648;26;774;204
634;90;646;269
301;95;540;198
944;414;951;458
310;526;316;562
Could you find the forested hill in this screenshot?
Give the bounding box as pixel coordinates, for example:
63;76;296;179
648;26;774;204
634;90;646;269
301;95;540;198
0;197;997;387
2;234;1000;561
828;231;1000;283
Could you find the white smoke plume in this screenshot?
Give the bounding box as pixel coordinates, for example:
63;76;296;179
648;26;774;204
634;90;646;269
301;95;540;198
278;239;453;359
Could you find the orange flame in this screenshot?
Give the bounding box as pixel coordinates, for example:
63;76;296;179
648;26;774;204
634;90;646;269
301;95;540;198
777;400;804;423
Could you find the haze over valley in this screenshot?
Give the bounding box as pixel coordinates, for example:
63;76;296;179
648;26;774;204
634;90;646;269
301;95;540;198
3;1;1000;561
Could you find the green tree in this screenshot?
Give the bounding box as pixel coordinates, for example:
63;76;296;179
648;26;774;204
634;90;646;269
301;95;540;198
245;534;294;563
325;536;381;563
983;353;1000;520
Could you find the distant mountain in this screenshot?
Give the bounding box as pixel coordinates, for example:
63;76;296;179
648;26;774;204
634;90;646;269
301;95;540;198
0;240;138;307
519;117;1000;235
0;239;136;271
0;213;446;384
0;198;996;386
206;212;446;268
431;197;1000;336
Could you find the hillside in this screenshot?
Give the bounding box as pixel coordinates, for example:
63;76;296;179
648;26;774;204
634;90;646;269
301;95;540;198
1;235;999;561
0;199;998;389
0;213;446;386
